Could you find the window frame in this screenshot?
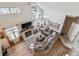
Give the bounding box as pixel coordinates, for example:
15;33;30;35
0;8;21;15
5;26;20;41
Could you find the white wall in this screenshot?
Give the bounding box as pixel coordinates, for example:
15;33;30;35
0;3;32;28
44;11;66;33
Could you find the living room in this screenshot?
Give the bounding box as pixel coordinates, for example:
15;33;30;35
0;2;79;56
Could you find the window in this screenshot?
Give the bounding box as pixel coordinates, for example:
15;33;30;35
1;8;7;14
5;8;10;14
0;8;21;15
5;26;20;41
32;3;43;20
10;8;15;13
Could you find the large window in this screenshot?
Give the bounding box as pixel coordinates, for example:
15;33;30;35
32;3;43;20
0;8;21;15
5;26;20;41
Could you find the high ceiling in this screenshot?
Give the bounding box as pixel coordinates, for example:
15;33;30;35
37;2;79;16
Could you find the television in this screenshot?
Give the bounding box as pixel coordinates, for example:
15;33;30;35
22;22;32;29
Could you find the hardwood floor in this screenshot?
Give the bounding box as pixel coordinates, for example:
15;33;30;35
7;41;34;56
7;39;71;56
35;39;71;56
48;39;71;56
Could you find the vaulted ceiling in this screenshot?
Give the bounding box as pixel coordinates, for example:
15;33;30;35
37;2;79;17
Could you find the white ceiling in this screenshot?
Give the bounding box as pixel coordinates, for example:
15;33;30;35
37;2;79;16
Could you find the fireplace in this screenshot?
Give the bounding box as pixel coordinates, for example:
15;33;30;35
21;29;32;40
25;30;32;37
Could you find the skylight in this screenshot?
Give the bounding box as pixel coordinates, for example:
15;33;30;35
0;8;21;15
